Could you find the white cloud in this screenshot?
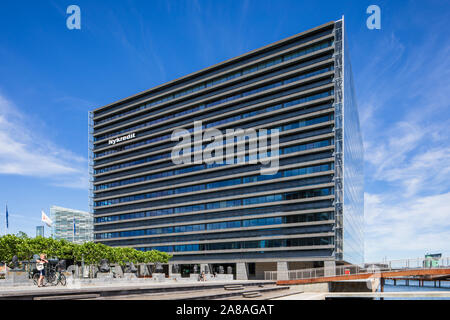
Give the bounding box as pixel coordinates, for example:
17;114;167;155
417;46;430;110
0;93;88;188
364;192;450;261
358;19;450;262
365;120;450;198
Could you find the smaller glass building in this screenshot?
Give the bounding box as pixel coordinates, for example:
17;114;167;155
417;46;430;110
50;206;94;244
36;226;44;237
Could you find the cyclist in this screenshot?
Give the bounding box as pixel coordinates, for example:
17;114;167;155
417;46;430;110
36;254;48;287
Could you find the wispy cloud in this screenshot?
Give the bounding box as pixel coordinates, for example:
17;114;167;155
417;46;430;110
358;14;450;261
365;192;450;261
104;7;167;81
365;121;450;197
0;93;88;189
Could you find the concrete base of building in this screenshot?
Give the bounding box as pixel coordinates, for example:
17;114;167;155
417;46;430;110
215;274;234;281
164;260;334;280
277;261;289;280
190;273;200;281
324;260;336;277
200;264;210;274
205;274;215;281
170;273;182;281
236;263;249;280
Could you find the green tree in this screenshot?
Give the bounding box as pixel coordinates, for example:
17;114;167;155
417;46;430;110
0;234;24;262
0;235;171;265
16;231;28;239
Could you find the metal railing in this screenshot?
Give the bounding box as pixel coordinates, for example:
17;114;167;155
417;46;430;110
265;257;450;281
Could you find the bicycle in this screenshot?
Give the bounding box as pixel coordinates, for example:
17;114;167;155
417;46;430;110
45;265;67;286
32;264;66;286
32;269;50;286
49;269;67;286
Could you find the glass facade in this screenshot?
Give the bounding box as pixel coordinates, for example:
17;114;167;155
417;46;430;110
51;206;94;244
96;212;334;240
342;20;364;264
36;226;44;237
332;18;364;264
138;236;334;253
90;19;363;269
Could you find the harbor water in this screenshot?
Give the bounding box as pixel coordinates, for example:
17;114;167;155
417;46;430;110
381;279;450;300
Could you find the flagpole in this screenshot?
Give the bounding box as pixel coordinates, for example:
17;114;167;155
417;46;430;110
5;203;7;236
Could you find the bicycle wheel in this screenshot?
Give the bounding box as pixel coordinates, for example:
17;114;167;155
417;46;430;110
47;271;57;286
34;273;47;286
59;274;67;286
32;273;39;286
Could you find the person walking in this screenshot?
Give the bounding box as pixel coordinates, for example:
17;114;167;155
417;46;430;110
36;254;48;287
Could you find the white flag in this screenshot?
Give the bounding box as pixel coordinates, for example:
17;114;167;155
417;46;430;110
41;211;53;227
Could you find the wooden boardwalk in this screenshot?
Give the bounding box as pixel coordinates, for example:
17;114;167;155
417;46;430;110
277;268;450;287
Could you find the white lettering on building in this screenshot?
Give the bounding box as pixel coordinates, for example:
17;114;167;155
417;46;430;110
108;133;136;145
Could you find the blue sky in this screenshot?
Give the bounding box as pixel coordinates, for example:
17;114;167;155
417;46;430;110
0;0;449;262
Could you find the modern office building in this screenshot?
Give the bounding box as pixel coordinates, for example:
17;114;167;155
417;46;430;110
36;226;44;237
90;17;363;279
50;206;94;244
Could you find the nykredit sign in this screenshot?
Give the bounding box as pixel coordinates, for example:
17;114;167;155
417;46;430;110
108;133;136;145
